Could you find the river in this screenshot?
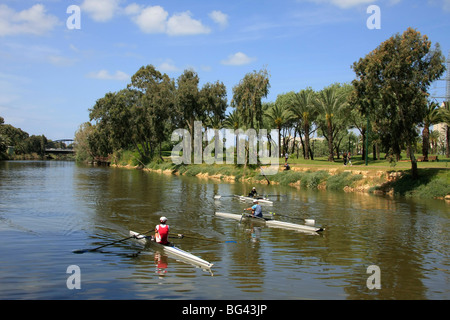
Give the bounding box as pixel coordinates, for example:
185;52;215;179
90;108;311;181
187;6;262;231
0;161;448;300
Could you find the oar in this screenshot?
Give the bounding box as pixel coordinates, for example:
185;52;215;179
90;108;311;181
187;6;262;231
213;195;235;199
257;159;270;185
268;212;313;224
263;194;287;197
73;230;152;254
171;233;237;243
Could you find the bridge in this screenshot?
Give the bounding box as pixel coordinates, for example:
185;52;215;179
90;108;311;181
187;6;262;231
45;139;75;155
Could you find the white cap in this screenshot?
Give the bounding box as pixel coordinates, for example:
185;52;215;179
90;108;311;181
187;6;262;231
160;216;167;223
253;200;258;203
252;187;256;190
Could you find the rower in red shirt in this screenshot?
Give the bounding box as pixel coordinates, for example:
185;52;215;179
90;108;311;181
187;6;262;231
155;216;170;245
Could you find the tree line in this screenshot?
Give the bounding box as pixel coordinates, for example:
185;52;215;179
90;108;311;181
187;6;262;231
73;28;448;178
0;116;73;159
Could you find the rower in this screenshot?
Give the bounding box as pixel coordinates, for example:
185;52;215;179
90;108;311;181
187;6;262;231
248;187;258;197
155;216;170;246
245;200;263;218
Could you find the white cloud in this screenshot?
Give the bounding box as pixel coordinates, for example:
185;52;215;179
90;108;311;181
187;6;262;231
209;10;228;28
158;60;180;72
221;52;256;66
126;5;210;36
125;4;168;34
86;70;130;81
166;11;211;36
81;0;121;22
0;4;60;36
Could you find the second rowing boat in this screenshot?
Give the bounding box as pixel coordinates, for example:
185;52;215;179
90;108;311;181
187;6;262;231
214;212;324;233
129;231;214;270
234;195;273;205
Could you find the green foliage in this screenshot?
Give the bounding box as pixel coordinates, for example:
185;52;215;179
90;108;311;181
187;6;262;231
302;170;330;189
352;27;446;178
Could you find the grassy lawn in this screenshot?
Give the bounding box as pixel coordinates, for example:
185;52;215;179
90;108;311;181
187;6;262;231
285;153;449;170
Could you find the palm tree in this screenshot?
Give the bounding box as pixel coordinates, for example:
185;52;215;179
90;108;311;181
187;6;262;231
314;85;349;162
429;129;440;154
422;101;442;160
223;110;243;157
264;103;293;157
289;88;317;159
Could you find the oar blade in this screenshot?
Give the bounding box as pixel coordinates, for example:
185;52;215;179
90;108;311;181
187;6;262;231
72;248;89;254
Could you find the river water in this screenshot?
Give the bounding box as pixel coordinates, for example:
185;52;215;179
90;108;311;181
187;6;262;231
0;161;448;300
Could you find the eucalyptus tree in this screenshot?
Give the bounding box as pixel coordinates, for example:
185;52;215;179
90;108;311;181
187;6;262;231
289;88;317;159
199;81;228;161
74;122;96;162
88;90;135;157
352;28;446;178
230;68;270;166
176;69;201;150
128;65;176;161
231;68;270;130
200;81;227;125
314;84;350;161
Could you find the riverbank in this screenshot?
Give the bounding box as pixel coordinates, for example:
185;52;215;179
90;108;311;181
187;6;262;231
111;158;450;201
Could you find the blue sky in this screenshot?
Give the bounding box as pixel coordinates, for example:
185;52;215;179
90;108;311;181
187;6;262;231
0;0;449;140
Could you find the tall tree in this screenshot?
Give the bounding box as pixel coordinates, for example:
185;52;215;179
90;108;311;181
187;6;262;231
265;97;293;157
176;69;202;161
352;28;446;178
314;84;349;161
231;68;270;130
289;88;317;160
128;65;176;161
88;90;134;157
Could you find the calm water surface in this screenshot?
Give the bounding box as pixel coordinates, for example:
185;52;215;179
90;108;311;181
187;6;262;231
0;161;448;300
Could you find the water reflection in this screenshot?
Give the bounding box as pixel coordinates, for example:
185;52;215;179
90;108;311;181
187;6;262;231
0;161;448;299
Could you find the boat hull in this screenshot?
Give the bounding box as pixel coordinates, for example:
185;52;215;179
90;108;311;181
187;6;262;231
234;195;273;205
129;231;213;269
214;212;323;233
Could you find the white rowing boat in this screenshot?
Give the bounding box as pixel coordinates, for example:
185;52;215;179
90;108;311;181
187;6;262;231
214;212;324;233
234;195;273;205
129;231;214;270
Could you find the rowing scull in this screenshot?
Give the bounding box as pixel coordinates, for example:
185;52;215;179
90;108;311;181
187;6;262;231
234;195;273;205
129;231;214;270
214;212;324;233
